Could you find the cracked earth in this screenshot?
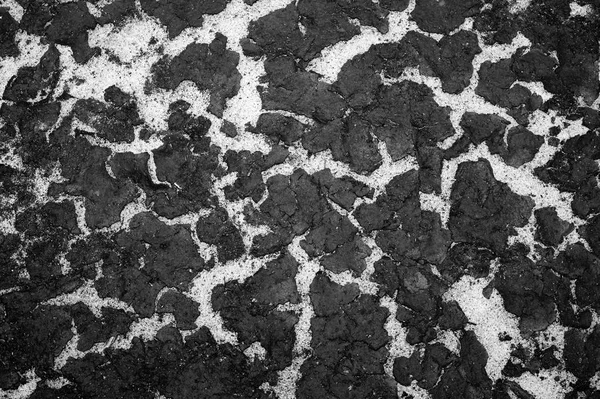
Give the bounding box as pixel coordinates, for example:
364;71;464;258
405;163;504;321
0;0;600;398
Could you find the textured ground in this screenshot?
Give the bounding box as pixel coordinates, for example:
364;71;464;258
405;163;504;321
0;0;600;398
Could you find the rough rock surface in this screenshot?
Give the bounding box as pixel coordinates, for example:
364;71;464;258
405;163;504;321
0;0;599;398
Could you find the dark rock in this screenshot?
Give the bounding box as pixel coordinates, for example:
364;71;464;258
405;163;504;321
61;327;276;398
221;119;238;138
321;236;371;275
297;273;396;398
416;145;443;193
572;177;600;218
573;245;600;312
261;67;347;123
542;268;591;329
460;111;510;147
223;150;268;202
49;136;138;229
250;169;331;256
501;126;544;167
438;300;468;330
114;212;207;289
396;275;446;342
7;0;600;394
380;0;409;11
549;243;598;279
393;343;455;389
495;380;538;399
3;102;62;168
140;0;229;37
95;257;165;318
476;59;542;120
247;1;388;62
357;169;451;264
152;34;241;117
449;159;534;252
393;354;420;386
0;233;21;290
23;235;69;280
70;304;135;351
438;243;495;283
478;65;525;111
96;0;138;25
74;234;164;317
149;133;221;217
0;306;73;389
222;146;288;204
65;234;107;280
371;257;401;297
495;253;556;334
167;101;212;138
109;151;156;191
354;198;396;233
212;252;300;372
547;136;560;147
250;229;294;257
313;169;372;211
363;81;455;149
46;2;98;62
253;113;305;145
246;5;304;58
376;228;419;263
536;130;600;217
537;346;560;370
372;257;447;344
435;30;482;93
196;208;245;262
564;326;600;379
586;214;600;257
535;130;600;192
15;200;80;237
301;210;357;256
3;45;60;103
430;331;493;399
73;91;142;143
21;1;99;63
296;0;389;57
343;114;386;173
412;0;481;34
303;115;384;174
474;0;600;112
443;135;472;160
240;37;264;57
380;165;418;212
0;9;19;58
263;145;289;168
29;384;82;399
579;107;600;130
335;43;395;110
157;291;200;330
12;201;76;283
511;47;558;83
104;85;133;107
335;30;478;120
534;207;573;247
549;126;561;137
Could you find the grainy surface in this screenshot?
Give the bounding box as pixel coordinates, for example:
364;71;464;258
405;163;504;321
0;0;599;398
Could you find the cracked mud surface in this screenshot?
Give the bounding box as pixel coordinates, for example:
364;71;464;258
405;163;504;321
0;0;600;398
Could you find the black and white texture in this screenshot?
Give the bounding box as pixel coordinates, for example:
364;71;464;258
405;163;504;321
0;0;599;397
